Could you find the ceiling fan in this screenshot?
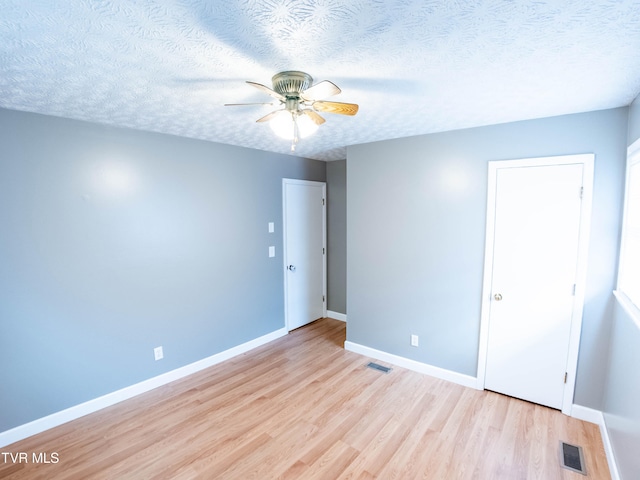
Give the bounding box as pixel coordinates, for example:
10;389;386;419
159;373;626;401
225;71;359;151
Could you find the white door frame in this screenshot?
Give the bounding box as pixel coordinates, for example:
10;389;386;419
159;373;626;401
282;178;327;331
476;154;594;415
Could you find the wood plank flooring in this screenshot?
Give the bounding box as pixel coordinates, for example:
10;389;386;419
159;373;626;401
0;318;610;479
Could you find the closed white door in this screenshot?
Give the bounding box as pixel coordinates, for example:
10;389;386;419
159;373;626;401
484;161;587;410
283;179;326;331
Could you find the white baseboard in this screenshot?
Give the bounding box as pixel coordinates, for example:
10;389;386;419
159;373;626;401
571;405;620;480
570;404;602;425
327;310;347;322
343;341;477;389
0;327;288;448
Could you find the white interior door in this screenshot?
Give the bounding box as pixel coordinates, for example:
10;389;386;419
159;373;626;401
283;179;326;331
480;156;592;411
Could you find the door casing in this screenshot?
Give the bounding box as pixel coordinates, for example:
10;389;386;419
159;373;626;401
476;154;594;415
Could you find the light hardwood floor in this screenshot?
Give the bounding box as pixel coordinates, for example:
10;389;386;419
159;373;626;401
1;318;610;479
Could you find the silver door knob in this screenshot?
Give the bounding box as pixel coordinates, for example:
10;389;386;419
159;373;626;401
494;293;503;301
287;265;296;272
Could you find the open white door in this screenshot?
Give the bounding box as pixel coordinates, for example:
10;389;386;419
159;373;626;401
283;179;326;331
477;154;593;414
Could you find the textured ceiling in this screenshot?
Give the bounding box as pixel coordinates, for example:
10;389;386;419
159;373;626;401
1;1;640;161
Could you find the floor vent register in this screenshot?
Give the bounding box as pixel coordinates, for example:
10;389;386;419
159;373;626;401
560;441;587;475
366;362;392;374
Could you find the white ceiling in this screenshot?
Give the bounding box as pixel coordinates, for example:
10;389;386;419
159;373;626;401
2;1;640;161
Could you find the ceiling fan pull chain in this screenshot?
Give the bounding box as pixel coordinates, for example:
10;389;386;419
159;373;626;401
291;114;301;152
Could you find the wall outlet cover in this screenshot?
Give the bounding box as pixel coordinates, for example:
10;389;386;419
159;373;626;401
154;346;164;360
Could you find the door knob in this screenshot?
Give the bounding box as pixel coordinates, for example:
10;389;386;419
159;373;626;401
494;293;503;301
287;265;296;272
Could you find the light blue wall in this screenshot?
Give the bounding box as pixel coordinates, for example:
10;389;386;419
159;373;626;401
0;108;325;432
600;94;640;479
326;160;347;314
347;108;627;408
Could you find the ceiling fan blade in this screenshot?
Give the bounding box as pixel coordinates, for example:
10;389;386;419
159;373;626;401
312;101;359;116
246;81;286;101
301;109;326;125
256;110;283;123
224;102;276;107
301;80;341;101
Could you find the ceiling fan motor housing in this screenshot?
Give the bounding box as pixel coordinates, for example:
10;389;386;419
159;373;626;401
272;71;312;97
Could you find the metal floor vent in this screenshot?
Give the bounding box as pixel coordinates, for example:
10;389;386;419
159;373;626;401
560;441;586;475
366;362;392;373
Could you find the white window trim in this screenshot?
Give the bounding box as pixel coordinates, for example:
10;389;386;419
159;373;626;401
616;137;640;328
613;290;640;330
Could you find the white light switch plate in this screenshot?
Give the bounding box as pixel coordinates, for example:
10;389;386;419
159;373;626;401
269;246;275;257
268;222;274;233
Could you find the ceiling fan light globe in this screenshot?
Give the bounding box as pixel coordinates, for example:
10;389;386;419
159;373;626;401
269;111;295;140
296;113;319;138
269;110;319;140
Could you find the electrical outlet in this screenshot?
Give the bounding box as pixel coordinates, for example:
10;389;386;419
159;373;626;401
411;334;419;347
154;346;163;361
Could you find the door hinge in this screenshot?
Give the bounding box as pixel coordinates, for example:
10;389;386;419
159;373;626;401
572;284;576;296
323;295;325;303
564;372;568;384
322;247;325;255
322;198;325;206
579;186;583;199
